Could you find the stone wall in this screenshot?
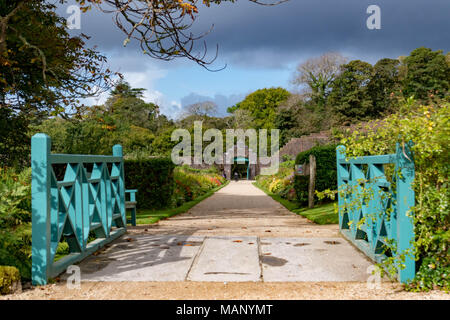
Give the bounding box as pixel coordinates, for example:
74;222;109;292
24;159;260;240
279;131;331;161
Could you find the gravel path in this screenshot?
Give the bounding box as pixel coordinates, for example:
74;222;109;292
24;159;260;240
128;180;339;238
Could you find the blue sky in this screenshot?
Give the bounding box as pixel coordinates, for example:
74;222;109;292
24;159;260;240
60;0;450;118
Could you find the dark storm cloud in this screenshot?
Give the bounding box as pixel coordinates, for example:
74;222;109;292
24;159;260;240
63;0;450;68
192;0;450;65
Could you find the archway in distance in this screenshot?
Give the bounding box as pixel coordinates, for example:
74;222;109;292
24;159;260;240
232;157;249;180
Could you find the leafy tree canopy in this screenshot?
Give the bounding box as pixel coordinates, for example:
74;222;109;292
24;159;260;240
402;47;450;101
368;58;401;116
109;81;146;99
292;52;347;108
0;0;117;117
100;81;160;129
229;87;290;130
329;60;374;120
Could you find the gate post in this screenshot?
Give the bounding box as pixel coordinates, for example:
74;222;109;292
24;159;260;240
308;154;316;208
395;142;415;283
31;133;52;285
336;145;347;229
113;144;126;227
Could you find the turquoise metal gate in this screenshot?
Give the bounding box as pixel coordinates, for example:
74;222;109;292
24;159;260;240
336;143;415;283
31;133;127;285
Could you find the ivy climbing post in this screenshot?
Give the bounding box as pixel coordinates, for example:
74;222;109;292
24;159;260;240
394;142;415;283
336;143;416;283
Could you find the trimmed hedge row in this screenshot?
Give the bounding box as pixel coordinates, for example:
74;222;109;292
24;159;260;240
294;144;337;205
124;158;175;209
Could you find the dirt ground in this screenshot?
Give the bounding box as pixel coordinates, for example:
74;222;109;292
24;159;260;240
2;281;448;300
3;181;448;300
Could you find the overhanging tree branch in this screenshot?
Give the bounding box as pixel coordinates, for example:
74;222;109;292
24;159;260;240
82;0;287;70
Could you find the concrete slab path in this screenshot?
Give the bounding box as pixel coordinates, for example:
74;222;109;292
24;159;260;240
60;181;374;283
62;234;373;282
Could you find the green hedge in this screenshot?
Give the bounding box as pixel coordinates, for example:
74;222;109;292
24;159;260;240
294;144;337;205
293;175;309;205
124;158;175;209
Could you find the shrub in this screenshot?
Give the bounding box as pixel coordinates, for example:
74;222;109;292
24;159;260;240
255;161;297;201
294;144;337;205
340;99;449;291
0;266;21;295
172;166;226;207
0;167;32;281
124;158;175;209
293;175;309;205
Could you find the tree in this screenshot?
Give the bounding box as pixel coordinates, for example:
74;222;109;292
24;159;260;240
34;117;115;155
402;47;449;101
275;94;331;145
102;81;159;128
150;113;174;133
0;108;29;167
329;60;374;120
150;127;178;156
34;110;158;156
275;101;298;146
109;81;146;99
230;87;290;130
181;101;218;119
233;109;254;129
32;81;176;156
368;58;401;116
0;1;116;117
0;1;122;166
292;52;347;108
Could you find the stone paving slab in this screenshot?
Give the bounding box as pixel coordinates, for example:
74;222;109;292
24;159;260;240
187;236;261;282
62;235;205;282
65;234;375;283
260;237;374;282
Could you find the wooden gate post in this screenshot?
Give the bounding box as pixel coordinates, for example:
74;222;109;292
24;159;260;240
395;142;415;283
335;144;416;283
31;133;52;285
31;133;128;285
308;154;316;209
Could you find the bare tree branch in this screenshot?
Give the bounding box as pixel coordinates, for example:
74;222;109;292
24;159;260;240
83;0;287;71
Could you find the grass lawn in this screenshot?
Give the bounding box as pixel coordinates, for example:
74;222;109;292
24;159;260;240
253;182;338;225
292;202;338;225
128;180;230;225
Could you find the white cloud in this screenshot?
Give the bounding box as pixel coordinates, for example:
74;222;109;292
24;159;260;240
159;100;183;119
120;69;183;119
81;51;185;118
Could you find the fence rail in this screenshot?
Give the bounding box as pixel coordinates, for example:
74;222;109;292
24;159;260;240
336;143;415;283
31;133;127;285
